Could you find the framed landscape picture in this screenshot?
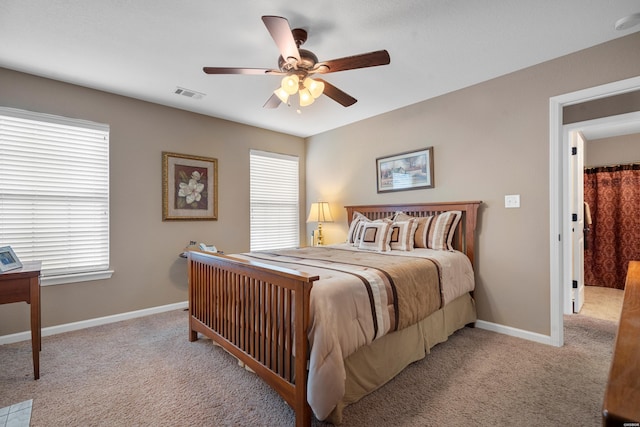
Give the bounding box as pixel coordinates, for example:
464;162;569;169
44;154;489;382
376;147;434;193
162;152;218;221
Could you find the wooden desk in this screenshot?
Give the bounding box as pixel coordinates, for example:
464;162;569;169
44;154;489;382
0;261;42;380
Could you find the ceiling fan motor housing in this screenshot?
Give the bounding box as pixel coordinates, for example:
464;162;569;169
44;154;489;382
291;28;308;46
278;49;318;74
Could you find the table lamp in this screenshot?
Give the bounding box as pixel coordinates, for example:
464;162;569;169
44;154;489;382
307;202;333;245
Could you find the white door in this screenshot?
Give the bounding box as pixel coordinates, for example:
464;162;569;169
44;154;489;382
570;131;586;313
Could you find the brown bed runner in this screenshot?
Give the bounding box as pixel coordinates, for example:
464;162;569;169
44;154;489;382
243;246;442;335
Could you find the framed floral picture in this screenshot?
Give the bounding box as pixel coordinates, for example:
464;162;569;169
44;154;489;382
162;152;218;221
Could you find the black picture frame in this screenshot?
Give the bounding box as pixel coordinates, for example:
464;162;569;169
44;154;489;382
376;147;434;193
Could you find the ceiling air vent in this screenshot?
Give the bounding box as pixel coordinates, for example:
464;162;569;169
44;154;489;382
174;87;205;100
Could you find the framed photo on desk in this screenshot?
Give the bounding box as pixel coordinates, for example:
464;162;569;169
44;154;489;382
0;246;22;272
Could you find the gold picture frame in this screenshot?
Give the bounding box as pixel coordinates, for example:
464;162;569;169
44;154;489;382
376;147;434;193
162;152;218;221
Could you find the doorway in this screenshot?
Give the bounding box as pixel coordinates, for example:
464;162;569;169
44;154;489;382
566;120;640;311
570;130;638;321
549;75;640;347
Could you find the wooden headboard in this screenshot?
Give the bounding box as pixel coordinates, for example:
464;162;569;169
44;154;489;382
345;201;482;267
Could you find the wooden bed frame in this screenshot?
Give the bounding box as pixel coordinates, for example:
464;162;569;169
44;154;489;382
188;201;481;427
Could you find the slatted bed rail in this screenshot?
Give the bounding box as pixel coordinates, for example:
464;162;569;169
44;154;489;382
188;250;318;427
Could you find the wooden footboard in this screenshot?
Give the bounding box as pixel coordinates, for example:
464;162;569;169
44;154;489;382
188;250;318;427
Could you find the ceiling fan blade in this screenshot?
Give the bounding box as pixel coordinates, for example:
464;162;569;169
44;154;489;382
263;93;282;109
315;79;357;107
314;50;390;73
262;16;301;63
203;67;276;75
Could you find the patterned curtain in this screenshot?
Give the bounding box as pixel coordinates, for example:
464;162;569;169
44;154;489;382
584;163;640;289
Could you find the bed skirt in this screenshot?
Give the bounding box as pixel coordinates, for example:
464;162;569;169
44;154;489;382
326;292;476;424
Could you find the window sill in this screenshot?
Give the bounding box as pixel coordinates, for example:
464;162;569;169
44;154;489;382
41;269;114;286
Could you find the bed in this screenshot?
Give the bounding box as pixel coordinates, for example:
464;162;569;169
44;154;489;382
187;201;481;426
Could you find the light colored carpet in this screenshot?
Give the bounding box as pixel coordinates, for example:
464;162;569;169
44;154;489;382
580;285;624;321
0;309;617;426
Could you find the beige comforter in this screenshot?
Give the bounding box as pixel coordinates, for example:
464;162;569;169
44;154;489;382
235;245;474;420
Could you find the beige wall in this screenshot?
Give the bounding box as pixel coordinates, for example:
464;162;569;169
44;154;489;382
2;32;639;339
306;32;640;335
0;67;305;335
586;133;640;167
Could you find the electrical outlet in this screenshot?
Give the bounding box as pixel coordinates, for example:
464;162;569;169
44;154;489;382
505;194;520;208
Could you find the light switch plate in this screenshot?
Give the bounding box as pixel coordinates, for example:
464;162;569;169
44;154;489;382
505;194;520;208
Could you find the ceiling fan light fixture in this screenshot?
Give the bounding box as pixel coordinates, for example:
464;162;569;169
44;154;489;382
203;16;390;110
303;77;324;98
299;88;314;106
274;87;290;103
281;75;299;95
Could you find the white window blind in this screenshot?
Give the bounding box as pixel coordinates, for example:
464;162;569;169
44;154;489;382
250;150;299;251
0;107;110;282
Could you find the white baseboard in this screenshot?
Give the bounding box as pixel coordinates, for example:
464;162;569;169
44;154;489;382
475;319;555;346
0;301;188;345
1;303;555;348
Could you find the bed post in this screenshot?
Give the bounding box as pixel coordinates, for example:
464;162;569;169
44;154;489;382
463;202;480;269
295;280;313;427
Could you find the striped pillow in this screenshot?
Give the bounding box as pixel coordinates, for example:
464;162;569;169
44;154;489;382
393;211;413;222
413;216;434;248
352;220;368;246
358;220;393;252
415;211;461;250
390;218;418;251
347;211;369;244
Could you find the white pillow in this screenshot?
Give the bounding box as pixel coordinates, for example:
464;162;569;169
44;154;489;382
347;211;369;244
352;220;368;246
358;220;393;252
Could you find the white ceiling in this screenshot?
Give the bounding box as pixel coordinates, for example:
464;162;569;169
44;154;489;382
578;112;640;141
1;1;639;138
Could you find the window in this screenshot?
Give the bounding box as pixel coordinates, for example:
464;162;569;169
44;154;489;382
250;150;299;251
0;107;111;285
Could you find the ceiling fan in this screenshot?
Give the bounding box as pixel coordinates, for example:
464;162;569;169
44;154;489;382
203;16;391;109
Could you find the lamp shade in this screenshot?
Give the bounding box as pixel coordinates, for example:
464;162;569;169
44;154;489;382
274;87;290;103
281;75;300;95
303;77;325;99
306;202;333;223
298;88;314;106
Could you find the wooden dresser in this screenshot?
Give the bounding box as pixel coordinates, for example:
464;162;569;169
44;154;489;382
602;260;640;425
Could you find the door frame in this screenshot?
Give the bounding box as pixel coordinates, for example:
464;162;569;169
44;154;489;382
549;75;640;347
569;130;585;314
